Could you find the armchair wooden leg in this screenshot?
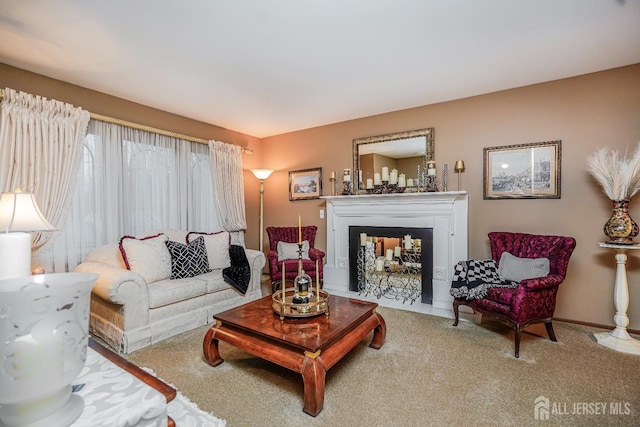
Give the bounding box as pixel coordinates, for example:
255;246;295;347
452;300;460;326
545;321;557;342
514;327;521;358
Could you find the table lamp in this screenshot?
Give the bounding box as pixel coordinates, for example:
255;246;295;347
0;188;55;280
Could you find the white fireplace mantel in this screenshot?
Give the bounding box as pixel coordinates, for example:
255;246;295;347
322;192;468;316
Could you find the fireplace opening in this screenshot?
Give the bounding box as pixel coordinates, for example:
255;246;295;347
349;226;433;304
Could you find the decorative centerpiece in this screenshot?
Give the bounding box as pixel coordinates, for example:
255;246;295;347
272;218;329;319
586;143;640;244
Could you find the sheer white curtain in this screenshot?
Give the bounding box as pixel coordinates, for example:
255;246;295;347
38;119;223;272
0;88;90;252
209;139;247;231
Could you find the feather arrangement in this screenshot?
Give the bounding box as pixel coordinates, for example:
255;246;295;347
586;143;640;201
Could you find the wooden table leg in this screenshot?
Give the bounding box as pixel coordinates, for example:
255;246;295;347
369;312;386;350
301;352;326;417
202;323;224;367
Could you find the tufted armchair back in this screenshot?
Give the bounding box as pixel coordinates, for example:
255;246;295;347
488;231;576;279
267;226;318;251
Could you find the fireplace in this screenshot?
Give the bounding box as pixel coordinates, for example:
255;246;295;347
322;192;468;316
348;226;433;304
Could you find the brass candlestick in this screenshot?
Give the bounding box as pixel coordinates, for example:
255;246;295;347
454;160;465;191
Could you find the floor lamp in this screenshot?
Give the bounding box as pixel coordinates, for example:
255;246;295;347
251;169;274;253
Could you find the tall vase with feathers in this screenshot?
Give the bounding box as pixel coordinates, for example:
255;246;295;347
587;143;640;244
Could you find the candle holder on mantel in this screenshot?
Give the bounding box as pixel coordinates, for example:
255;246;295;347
341;168;353;195
272;243;329;319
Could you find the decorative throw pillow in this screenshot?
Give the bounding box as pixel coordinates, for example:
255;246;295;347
186;231;231;270
498;251;550;282
165;236;212;280
119;233;171;283
277;240;310;261
223;245;251;294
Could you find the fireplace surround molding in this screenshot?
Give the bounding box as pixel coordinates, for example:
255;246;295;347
322;192;468;316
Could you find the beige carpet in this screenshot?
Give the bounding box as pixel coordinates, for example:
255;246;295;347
125;306;640;427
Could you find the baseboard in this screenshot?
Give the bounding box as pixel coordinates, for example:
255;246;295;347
554;317;640;336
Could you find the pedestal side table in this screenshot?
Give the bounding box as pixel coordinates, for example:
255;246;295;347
595;242;640;355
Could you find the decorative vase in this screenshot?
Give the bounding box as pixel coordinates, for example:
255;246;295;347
0;272;98;427
604;199;639;244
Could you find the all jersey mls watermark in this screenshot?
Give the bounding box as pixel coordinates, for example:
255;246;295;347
534;396;632;420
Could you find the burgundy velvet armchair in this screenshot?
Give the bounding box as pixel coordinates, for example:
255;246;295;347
453;231;576;358
266;225;325;287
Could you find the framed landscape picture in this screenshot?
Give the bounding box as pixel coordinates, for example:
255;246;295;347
483;140;561;200
289;167;322;201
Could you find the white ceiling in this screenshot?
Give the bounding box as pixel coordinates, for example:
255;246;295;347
1;1;639;138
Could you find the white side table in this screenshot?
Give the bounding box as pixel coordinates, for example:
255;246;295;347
594;242;640;355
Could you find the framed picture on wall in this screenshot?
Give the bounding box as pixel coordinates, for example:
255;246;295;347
289;167;323;201
483;140;561;200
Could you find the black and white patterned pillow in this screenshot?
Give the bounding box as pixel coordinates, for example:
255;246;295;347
165;236;211;279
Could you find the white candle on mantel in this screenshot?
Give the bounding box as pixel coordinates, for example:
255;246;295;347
385;248;393;261
407;178;414;187
360;232;367;246
390;169;398;185
381;167;389;182
398;174;406;187
394;246;401;257
374;173;382;185
366;178;373;189
343;169;351;182
375;257;384;272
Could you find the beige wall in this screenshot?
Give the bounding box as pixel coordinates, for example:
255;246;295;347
262;64;640;329
3;62;640;329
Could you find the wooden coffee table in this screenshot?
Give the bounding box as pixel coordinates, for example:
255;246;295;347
202;294;386;416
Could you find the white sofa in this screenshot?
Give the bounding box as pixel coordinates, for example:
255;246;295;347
75;229;265;353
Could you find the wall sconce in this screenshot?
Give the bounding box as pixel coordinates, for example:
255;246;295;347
0;189;55;280
251;169;274;253
454;160;466;191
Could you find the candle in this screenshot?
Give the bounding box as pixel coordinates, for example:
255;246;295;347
394;246;401;257
381;166;389;182
398;174;406;188
427;161;436;176
358;170;363;183
330;171;336;179
390;169;398;185
375;257;384;272
407;178;414;187
374;173;381;185
343;168;351;182
385;248;393;261
404;234;412;250
360;232;367;246
298;215;302;243
366;178;373;189
282;262;286;302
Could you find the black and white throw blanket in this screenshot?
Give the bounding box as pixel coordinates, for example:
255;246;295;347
449;259;518;300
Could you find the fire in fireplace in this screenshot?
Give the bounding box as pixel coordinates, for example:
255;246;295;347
349;226;433;304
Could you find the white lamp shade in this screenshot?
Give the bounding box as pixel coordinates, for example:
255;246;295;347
251;169;274;180
0;191;55;232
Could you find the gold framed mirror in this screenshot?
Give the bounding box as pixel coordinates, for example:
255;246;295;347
352;128;434;187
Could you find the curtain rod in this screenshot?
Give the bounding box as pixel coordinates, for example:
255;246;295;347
90;112;253;154
0;91;253;154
